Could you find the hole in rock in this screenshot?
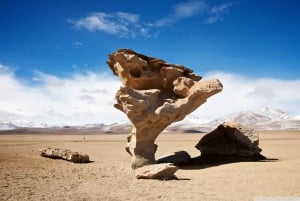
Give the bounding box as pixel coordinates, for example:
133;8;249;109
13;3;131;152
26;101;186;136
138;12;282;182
130;68;142;78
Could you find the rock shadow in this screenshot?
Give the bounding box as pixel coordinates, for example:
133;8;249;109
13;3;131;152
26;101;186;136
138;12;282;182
179;154;278;170
149;176;191;181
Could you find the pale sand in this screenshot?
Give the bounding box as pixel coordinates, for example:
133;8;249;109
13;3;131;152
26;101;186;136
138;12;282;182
0;131;300;201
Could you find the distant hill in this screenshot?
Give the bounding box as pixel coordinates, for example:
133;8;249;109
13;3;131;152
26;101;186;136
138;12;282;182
0;107;299;132
199;107;300;130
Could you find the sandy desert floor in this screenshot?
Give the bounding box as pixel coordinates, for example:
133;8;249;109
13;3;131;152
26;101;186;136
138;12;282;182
0;130;300;201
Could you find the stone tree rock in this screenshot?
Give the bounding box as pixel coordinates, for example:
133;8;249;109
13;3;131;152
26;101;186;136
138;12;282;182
195;122;262;157
107;49;223;169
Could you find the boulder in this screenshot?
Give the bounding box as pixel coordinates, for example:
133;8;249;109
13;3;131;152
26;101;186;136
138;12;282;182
40;148;90;163
135;163;178;179
195;122;262;157
107;49;223;169
157;151;191;165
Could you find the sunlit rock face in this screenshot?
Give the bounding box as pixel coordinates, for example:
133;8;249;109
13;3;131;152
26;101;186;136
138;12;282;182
107;49;223;169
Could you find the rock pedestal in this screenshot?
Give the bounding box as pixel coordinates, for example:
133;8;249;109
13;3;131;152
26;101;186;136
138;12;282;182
108;49;223;169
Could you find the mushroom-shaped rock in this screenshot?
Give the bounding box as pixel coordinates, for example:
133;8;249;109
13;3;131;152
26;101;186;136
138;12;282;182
195;122;262;157
108;49;223;169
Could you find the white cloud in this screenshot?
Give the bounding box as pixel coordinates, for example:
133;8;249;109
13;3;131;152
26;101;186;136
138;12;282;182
155;0;208;27
0;64;13;74
175;1;207;18
74;12;128;35
115;12;139;24
1;66;299;126
72;41;83;48
193;72;300;119
70;1;236;37
0;67;126;126
71;12;148;38
206;2;234;24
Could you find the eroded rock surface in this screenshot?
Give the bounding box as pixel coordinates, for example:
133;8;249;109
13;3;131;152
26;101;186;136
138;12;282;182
108;49;223;169
40;148;90;163
135;163;178;179
195;122;262;157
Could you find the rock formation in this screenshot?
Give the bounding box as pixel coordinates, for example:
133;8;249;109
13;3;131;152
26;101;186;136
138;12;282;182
195;122;262;157
108;49;223;169
40;148;90;163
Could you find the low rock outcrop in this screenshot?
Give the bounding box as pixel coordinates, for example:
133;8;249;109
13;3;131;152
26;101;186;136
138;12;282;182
108;49;223;169
135;163;178;179
195;122;262;157
40;148;90;163
157;151;191;165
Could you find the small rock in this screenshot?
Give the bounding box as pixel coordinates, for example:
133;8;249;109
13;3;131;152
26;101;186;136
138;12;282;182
157;151;191;165
135;163;178;179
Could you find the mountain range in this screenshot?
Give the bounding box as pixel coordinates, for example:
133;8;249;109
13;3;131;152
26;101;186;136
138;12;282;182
174;107;300;131
0;107;299;132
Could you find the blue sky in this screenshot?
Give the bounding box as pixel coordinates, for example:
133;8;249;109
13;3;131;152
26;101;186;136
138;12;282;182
0;0;300;125
1;0;299;79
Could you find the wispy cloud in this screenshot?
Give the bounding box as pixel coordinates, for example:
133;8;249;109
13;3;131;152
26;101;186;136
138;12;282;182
70;12;151;38
115;12;139;24
0;64;13;74
206;2;235;24
1;65;300;125
72;41;83;48
155;0;208;27
70;1;236;38
72;12;129;36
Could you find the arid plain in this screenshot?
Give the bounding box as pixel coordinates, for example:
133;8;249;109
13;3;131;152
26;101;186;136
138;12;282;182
1;130;300;201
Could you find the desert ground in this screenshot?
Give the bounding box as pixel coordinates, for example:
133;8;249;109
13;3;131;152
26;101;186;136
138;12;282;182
0;130;300;201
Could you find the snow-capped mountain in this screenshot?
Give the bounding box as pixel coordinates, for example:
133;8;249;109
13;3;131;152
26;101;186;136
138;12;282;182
0;110;62;130
0;120;52;130
0;121;18;130
199;107;299;130
168;114;211;128
0;107;299;131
